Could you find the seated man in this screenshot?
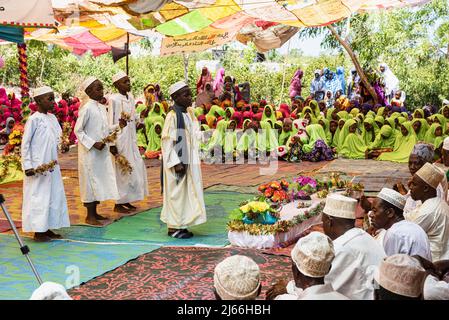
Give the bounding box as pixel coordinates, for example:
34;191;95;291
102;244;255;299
267;232;348;300
370;187;432;260
213;255;261;300
374;254;427;300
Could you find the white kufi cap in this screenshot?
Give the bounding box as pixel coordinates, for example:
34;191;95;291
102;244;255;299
443;137;449;151
323;193;357;219
112;71;128;83
291;232;335;278
168;81;188;96
32;86;53;98
377;188;406;210
81;76;98;92
30;282;72;300
415;162;445;189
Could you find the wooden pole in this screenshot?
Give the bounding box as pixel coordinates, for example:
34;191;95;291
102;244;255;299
279;39;292;107
327;24;378;104
126;33;129;75
182;53;189;84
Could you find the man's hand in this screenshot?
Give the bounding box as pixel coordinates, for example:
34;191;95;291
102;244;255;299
24;169;35;177
265;279;288;300
119;118;128;129
174;163;185;175
93;142;106;150
110;146;118;156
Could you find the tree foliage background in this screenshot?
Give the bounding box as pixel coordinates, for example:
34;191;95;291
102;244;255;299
0;0;448;109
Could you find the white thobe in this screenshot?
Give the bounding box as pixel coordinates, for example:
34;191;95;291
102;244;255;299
383;220;432;260
276;281;349;300
405;197;449;261
404;184;447;215
74;99;119;203
160;108;206;229
108;93;148;204
424;275;449;300
21;112;70;232
325;228;386;300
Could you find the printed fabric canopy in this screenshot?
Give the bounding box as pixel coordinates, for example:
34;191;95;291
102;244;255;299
20;0;432;56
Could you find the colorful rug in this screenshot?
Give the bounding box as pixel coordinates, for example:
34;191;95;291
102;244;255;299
0;234;159;300
0;219;22;233
58;191;252;247
68;246;292;300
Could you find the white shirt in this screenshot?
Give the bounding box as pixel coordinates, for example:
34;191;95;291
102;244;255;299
275;281;348;300
325;228;386;300
383;220;432;261
405;197;449;261
423;275;449;300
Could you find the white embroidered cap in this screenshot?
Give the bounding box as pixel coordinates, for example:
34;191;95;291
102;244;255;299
214;255;261;300
168;81;188;96
112;70;128;83
291;231;335;278
30;282;72;300
375;254;426;298
377;188;406;210
415;162;445;189
81;76;98;92
443;137;449;151
323;193;357;219
32;86;53;98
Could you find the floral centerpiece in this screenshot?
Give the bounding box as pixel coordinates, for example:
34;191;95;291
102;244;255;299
343;181;365;199
290;175;320;201
257;180;289;204
229;200;280;225
4;124;24;155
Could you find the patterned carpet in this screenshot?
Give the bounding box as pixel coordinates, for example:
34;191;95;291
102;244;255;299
68;246;292;300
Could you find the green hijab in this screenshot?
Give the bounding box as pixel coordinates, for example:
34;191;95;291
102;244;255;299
377;122;417;163
339;119;367;159
377;107;386;117
425;123;444;149
369;125;396;149
225;107;235;120
302;124;329;154
433;114;447;133
411;118;429;141
337;111;349;121
145;117;164;152
309;100;321;118
333;119;346;151
366;110;376;119
147;102;166;118
224;120;238;154
208;105;225;118
194;106;205;117
362;118;376;146
262;105;277;124
207;119;228;149
302;106;318;124
237;121;257;152
279;122;295;146
317;116;332;145
326;108;335;121
413;109;424;119
257;120;278;152
350;108;360;118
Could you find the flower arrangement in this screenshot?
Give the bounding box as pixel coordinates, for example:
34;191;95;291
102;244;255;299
290;175;320;200
102;127;120;144
115;154;133;175
4;124;24;155
257;179;289;203
60;122;72;149
229;200;280;225
120;111;131;122
0;154;22;182
329;172;346;189
34;160;58;175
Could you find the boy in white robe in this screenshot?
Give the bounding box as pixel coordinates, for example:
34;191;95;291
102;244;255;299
74;77;126;225
22;86;70;242
108;71;148;213
161;81;206;239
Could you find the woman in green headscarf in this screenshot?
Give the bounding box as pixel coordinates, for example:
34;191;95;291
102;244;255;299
350;108;360;118
440;105;449;126
147;102;166;118
366;110;376;119
377;107;387;118
337;110;349;121
318;116;332;145
326;108;334;121
194;106;205;118
257;120;279;154
301;124;334;161
362;118;377;146
413;109;424;119
278;118;296;146
424;123;445;150
207;104;226;119
333;118;346;151
401;111;409;119
237;120;257;157
302;106;317;124
374;116;385;133
224;107;235;121
224;120;238;156
338;119;367;159
144;116;164;154
309;100;321;118
385;117;399;134
432;114;447;134
262;105;277;124
200;124;212;152
135;102;149;149
368;125;396;150
411;118;429;141
377;122;417;163
206;119;228;154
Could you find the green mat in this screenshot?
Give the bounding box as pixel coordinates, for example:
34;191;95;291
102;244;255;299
59;191;252;246
0;234;159;300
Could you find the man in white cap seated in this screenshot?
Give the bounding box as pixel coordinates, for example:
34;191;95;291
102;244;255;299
30;282;72;300
160;81;206;239
370;188;431;260
322;193;385;300
407;162;449;260
74;77;126;225
213;255;261;300
268;232;348;300
21;86;70;242
374;254;426;300
108;71;148;214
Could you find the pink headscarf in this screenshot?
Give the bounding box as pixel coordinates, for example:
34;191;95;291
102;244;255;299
289;69;303;98
231;111;244;129
278;103;291;118
213;68;225;96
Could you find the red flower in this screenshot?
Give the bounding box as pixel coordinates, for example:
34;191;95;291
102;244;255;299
278;147;284;152
302;121;307;127
298;129;304;134
264;188;273;197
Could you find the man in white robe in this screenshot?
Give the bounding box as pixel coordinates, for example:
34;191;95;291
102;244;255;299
379;63;399;102
74;77;126;226
270;232;348;300
21;86;70;242
161;81;206;239
369;188;432;260
108;71;148;213
322;194;386;300
407;162;449;261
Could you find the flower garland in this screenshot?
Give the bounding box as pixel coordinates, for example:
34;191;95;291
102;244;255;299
34;160;58;175
60;122;72;149
115;154;133;175
0;154;22;182
102;127;120;144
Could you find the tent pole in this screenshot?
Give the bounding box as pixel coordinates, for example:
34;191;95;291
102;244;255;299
183;53;189;84
279;39;292;107
126;33;129;75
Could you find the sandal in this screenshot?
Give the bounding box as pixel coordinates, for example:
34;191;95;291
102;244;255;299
168;229;193;239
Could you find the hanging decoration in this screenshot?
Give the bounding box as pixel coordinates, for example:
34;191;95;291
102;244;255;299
17;43;29;98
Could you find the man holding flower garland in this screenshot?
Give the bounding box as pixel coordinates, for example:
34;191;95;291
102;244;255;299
21;86;70;242
108;71;148;214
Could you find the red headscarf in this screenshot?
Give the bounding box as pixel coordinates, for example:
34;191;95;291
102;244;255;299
231;111;244;129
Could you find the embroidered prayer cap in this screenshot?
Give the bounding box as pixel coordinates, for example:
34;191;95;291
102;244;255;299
32;86;53;98
377;188;406;211
112;70;128;83
214;255;261;300
323;193;357;219
411;143;434;162
443;137;449;151
81;76;98;92
30;282;72;300
415;162;445;189
291;231;335;278
169;81;188;96
375;254;426;298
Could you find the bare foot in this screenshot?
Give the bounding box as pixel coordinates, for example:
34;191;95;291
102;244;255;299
34;232;52;242
45;230;62;239
85;217;104;226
